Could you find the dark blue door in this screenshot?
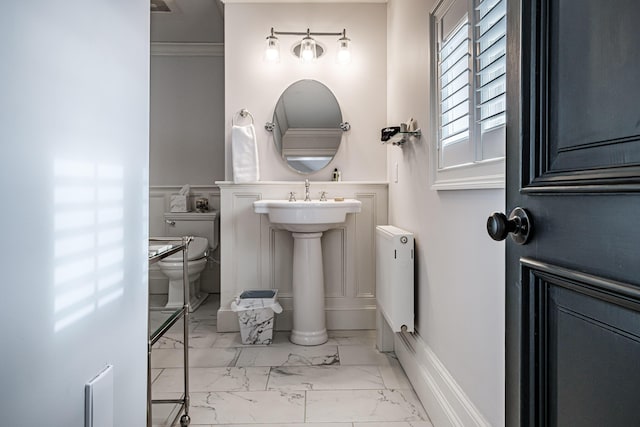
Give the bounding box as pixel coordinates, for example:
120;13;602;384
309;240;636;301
503;1;640;425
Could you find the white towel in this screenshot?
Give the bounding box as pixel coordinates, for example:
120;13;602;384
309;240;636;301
232;124;260;182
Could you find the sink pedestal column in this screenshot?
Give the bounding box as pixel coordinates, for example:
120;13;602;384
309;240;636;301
290;232;328;346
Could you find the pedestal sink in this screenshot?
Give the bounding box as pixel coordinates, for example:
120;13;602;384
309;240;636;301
253;199;362;345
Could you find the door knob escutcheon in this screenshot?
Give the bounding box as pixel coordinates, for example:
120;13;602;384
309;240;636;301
487;207;532;245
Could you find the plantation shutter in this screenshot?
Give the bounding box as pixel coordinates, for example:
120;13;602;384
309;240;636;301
439;19;471;148
475;0;506;160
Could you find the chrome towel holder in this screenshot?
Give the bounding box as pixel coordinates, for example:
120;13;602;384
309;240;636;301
232;108;255;126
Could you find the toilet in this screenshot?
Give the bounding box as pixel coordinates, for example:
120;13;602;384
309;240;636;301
157;211;218;311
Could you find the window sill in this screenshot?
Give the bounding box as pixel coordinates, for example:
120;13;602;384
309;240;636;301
431;157;505;190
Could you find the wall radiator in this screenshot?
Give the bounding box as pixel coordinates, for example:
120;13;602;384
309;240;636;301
376;225;414;333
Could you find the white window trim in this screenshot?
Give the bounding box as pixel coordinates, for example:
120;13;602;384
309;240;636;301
430;0;505;191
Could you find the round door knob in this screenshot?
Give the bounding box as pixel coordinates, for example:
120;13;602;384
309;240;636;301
486;207;532;245
487;212;513;241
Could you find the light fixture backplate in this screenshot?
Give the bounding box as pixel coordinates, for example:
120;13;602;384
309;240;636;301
291;41;326;59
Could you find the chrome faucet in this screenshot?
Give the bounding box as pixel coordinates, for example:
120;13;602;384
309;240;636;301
304;179;311;201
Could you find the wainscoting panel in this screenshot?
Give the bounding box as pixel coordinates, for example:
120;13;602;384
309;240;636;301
217;181;388;331
270;227;293;297
323;227;346;298
231;193;262;295
355;193;376;298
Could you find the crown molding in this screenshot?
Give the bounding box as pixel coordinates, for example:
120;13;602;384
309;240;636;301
222;0;386;3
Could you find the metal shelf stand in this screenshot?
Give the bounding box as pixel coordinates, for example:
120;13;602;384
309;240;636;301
148;236;193;427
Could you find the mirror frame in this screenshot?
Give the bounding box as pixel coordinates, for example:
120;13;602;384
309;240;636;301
266;79;350;174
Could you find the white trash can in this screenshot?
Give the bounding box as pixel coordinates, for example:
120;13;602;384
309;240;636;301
230;290;283;345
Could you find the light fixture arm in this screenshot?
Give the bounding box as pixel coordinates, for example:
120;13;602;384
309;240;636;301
271;28;347;37
265;27;278;42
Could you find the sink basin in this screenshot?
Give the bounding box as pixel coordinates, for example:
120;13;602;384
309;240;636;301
253;199;362;232
253;198;362;346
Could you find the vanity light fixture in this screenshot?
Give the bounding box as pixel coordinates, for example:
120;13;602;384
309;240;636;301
264;28;280;62
264;28;351;64
336;31;351;64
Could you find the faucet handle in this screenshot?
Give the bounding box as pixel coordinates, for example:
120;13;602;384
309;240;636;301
288;191;296;202
319;191;328;202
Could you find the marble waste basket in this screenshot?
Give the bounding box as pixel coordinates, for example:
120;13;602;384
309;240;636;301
230;290;283;345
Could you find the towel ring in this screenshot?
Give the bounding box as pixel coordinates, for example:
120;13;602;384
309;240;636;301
232;108;254;126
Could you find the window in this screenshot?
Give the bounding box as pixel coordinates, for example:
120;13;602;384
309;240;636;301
431;0;506;189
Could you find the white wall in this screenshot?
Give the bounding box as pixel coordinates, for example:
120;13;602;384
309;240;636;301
0;1;149;425
150;1;225;186
150;51;225;185
387;1;505;425
224;2;387;182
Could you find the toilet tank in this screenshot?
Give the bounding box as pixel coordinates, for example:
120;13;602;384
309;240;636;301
163;211;219;250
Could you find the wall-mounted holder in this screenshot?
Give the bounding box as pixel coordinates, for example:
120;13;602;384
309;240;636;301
233;108;255;126
339;122;351;131
381;120;421;146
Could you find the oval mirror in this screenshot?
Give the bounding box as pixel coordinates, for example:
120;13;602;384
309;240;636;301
270;80;344;174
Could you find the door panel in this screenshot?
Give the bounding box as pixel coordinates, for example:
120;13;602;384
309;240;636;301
505;0;640;425
522;259;640;427
550;0;640;170
551;289;640;427
521;0;640;190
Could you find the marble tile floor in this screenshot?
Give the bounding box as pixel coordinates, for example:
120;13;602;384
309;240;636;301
149;294;433;427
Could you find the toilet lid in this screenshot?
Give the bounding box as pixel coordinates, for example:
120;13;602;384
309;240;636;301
164;237;208;261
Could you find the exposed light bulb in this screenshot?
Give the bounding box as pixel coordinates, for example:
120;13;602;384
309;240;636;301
300;34;317;63
265;40;280;62
337;44;351;64
301;47;314;62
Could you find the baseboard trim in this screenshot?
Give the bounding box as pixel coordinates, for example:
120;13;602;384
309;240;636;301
394;331;491;427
